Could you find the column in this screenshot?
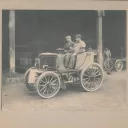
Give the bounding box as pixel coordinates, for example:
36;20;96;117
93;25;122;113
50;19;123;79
9;10;15;77
97;10;105;67
126;11;128;106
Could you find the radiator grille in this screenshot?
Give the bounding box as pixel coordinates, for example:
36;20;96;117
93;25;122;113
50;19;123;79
40;55;57;69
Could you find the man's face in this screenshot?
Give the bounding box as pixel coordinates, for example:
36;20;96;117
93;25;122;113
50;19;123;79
76;37;80;42
66;37;71;42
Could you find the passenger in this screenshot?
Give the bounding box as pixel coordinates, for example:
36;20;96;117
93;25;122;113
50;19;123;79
74;34;86;54
68;34;86;69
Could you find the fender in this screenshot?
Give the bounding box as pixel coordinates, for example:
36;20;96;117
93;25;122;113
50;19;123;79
28;68;44;84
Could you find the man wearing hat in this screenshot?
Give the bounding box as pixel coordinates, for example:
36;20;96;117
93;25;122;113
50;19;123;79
74;34;86;54
64;35;75;52
63;35;75;68
68;34;86;69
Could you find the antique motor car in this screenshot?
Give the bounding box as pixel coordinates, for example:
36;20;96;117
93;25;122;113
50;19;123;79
24;48;104;99
104;58;123;72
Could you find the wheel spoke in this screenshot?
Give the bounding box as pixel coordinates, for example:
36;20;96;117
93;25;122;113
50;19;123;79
95;78;102;85
44;76;48;83
48;86;52;94
91;68;97;75
95;77;102;81
40;85;46;92
94;80;99;86
82;77;89;82
83;79;90;86
39;83;47;87
50;83;58;86
86;69;91;75
50;81;58;90
91;80;95;89
47;75;50;82
95;74;101;77
51;79;57;84
49;86;54;93
93;80;98;88
46;87;50;94
49;76;55;83
93;69;100;76
88;80;92;88
87;81;91;88
50;85;57;90
42;87;47;94
40;79;46;84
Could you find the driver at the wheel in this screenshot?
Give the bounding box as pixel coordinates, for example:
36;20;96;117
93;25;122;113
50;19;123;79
64;35;75;52
64;35;75;68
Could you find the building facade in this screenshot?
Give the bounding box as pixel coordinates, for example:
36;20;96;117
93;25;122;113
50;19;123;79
2;10;126;72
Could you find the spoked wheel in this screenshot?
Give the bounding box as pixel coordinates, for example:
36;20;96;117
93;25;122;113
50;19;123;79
104;58;115;71
80;63;104;92
36;71;61;99
115;59;123;72
24;68;35;91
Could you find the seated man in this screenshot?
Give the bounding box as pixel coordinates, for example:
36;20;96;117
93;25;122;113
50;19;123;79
64;35;75;52
68;34;86;69
63;35;75;68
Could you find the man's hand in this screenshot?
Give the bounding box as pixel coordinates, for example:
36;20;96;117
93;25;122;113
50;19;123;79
64;50;67;53
73;52;77;56
69;47;73;50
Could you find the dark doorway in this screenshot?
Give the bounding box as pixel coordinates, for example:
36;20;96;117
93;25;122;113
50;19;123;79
2;10;126;71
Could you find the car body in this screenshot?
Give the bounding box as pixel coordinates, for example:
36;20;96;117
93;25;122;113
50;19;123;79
24;49;104;99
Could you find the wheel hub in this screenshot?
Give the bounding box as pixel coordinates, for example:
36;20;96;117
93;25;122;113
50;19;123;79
46;82;50;86
89;76;94;81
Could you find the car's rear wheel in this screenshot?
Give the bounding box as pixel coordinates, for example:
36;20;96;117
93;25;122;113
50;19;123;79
80;63;104;92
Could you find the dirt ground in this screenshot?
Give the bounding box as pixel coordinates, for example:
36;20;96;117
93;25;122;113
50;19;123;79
2;70;127;111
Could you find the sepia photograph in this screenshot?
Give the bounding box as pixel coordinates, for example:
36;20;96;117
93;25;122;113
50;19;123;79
2;10;127;111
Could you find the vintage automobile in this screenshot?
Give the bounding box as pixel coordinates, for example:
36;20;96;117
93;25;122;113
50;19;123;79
24;48;104;99
104;58;123;72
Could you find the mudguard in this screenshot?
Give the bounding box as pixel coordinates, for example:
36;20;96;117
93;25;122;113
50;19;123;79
28;68;43;84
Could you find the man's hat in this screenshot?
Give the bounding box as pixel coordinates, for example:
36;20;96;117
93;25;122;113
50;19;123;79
76;34;82;39
65;35;71;39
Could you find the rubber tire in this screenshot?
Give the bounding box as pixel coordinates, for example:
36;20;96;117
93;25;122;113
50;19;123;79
36;71;61;99
80;63;104;92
